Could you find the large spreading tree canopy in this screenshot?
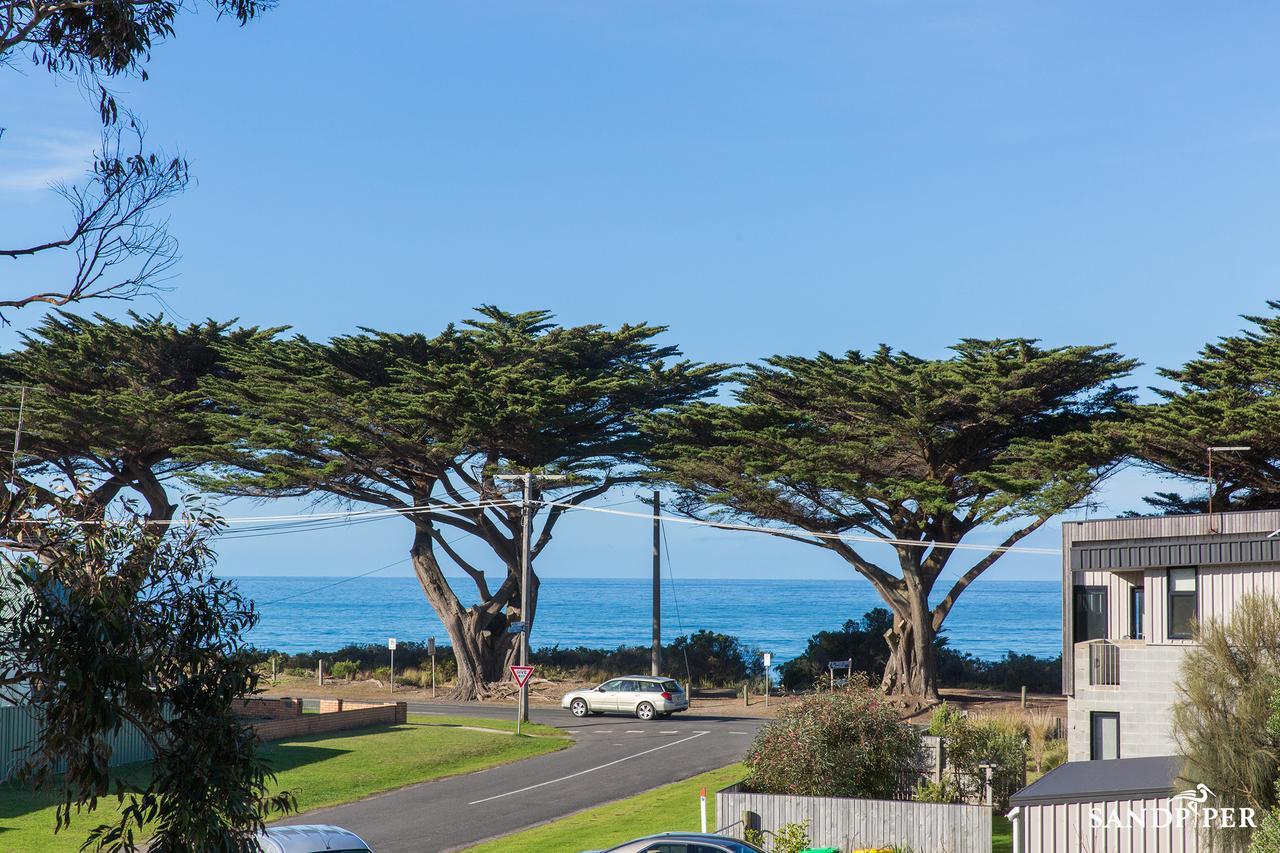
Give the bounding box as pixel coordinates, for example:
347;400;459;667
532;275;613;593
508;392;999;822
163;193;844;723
647;339;1134;700
1130;302;1280;514
0;311;276;522
193;307;726;699
0;313;296;848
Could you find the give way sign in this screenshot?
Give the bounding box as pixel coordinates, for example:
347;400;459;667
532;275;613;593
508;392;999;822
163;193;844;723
510;665;535;688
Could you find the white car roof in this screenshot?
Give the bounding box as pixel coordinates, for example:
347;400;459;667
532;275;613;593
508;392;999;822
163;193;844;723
257;824;371;853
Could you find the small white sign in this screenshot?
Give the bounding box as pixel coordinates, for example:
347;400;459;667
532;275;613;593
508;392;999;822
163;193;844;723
388;637;397;650
762;652;772;667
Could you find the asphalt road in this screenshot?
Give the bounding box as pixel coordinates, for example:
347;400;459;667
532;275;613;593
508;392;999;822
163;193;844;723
278;701;765;853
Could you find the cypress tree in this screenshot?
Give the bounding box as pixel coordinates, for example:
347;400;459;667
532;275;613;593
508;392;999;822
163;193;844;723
195;307;725;699
646;339;1134;700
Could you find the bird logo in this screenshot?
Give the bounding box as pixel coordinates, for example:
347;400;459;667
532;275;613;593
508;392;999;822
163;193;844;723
1171;783;1216;804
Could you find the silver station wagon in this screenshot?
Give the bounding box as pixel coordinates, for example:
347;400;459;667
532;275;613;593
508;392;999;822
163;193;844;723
561;675;689;720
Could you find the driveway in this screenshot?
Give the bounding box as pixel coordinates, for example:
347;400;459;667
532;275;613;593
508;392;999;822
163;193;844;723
277;701;765;852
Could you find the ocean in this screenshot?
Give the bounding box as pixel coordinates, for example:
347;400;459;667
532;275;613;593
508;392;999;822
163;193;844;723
231;576;1061;663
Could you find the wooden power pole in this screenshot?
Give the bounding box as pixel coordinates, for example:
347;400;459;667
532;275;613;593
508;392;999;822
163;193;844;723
652;490;661;677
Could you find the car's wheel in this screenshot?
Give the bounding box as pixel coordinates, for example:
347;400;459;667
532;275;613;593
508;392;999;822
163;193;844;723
636;702;656;721
570;698;589;717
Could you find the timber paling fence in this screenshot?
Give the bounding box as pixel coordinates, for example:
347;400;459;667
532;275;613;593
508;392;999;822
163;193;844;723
0;704;156;782
717;783;993;853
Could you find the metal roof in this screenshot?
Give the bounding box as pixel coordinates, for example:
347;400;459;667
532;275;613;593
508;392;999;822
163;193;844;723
1070;531;1280;572
1009;756;1183;806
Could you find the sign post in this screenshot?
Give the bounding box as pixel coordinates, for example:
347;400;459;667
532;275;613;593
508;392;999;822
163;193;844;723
828;658;852;691
428;636;436;699
388;637;397;693
510;665;535;735
762;652;772;708
700;786;707;832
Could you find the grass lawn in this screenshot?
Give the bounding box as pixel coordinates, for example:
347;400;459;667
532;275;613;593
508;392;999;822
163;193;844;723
0;715;567;853
461;764;746;853
462;764;1015;853
993;815;1011;853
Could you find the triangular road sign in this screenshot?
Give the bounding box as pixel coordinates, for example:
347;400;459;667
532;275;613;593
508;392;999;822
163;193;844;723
510;665;534;688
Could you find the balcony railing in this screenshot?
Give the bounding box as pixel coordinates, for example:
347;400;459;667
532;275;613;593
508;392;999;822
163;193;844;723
1087;640;1120;686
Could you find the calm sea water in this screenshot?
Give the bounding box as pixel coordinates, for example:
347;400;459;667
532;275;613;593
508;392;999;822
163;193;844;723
230;576;1061;663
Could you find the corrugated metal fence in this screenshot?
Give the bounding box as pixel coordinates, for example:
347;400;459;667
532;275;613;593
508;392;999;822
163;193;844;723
0;705;156;782
718;782;992;853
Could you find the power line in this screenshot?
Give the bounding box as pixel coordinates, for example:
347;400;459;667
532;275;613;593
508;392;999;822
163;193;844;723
5;497;520;529
536;500;1062;556
659;516;693;688
257;555;413;606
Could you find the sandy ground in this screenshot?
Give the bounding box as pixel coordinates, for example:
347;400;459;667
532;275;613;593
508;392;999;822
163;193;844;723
257;673;1066;725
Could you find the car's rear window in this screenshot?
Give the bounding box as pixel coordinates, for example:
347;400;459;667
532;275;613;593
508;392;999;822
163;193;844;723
662;680;683;693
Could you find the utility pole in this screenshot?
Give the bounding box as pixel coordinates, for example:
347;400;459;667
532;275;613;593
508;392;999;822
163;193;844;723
495;471;568;723
652;490;661;677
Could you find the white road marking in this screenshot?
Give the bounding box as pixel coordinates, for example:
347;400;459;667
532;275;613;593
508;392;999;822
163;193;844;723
466;731;711;805
659;730;679;734
595;729;614;733
625;730;644;733
728;731;751;735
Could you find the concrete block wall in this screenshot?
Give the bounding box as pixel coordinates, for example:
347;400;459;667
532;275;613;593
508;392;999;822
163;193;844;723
1067;642;1189;761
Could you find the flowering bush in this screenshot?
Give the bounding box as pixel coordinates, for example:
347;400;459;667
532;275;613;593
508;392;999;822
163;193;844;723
743;686;923;798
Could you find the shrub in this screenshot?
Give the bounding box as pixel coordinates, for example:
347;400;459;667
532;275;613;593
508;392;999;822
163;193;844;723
776;610;1061;693
1175;594;1280;853
284;667;312;679
1041;738;1067;773
913;778;959;803
928;703;1026;810
776;609;893;691
330;660;359;680
743;683;922;798
745;821;811;853
532;631;760;687
1023;709;1059;773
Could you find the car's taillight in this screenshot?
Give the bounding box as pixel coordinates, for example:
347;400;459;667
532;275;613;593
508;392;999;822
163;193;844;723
661;691;672;700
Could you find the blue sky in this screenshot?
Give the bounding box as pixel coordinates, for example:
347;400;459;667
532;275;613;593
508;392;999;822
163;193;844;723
3;2;1280;585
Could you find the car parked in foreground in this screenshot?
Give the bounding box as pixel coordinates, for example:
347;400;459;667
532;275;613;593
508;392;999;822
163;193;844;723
583;832;767;853
561;675;689;720
255;824;372;853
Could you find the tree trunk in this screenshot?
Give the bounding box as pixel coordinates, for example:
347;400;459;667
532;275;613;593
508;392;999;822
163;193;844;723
408;528;520;700
878;585;940;701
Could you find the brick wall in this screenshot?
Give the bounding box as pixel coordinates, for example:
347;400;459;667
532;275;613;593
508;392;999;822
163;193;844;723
250;702;408;742
234;697;304;719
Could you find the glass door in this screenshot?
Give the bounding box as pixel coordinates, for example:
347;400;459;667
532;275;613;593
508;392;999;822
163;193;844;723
1130;586;1145;640
1073;585;1108;643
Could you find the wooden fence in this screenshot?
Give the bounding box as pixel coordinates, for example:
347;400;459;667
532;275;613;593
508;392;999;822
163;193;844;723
0;704;156;782
717;782;992;853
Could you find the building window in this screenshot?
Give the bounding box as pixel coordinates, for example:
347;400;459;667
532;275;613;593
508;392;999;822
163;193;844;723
1073;585;1108;643
1091;711;1120;761
1130;586;1145;640
1167;567;1197;640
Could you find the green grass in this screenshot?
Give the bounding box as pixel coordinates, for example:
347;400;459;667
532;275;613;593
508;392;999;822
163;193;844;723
460;764;747;853
0;715;568;853
992;815;1012;853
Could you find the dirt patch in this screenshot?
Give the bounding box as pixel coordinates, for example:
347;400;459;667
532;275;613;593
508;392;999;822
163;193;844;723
257;673;1064;726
